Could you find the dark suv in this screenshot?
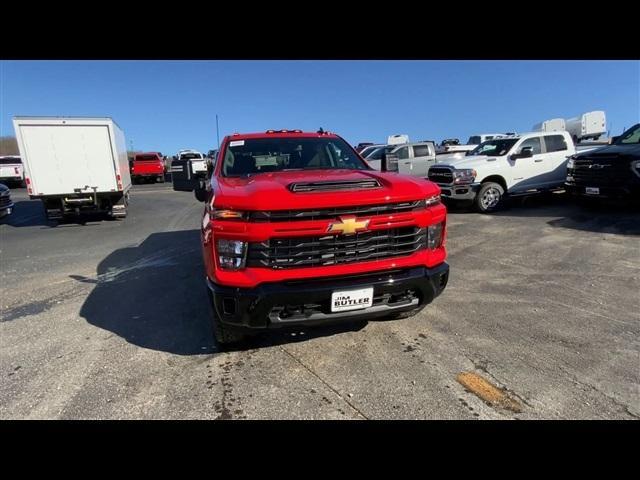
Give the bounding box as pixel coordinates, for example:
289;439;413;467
565;123;640;201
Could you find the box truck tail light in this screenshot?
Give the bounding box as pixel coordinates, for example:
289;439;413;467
116;174;123;191
25;177;32;194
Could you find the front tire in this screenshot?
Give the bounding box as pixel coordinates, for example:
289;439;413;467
206;288;246;347
475;182;505;213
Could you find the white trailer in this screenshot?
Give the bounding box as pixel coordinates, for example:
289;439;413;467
532;118;566;132
12;117;131;220
387;134;409;145
565;111;606;143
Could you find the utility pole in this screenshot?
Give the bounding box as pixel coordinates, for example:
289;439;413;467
216;114;220;149
129;139;134;152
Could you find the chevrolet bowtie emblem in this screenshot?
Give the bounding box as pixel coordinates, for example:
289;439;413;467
328;216;370;235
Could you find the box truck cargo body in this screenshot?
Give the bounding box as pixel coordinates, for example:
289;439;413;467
12;117;131;220
533;118;566;132
565;111;606;142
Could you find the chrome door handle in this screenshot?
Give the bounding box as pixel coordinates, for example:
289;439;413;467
534;159;543;162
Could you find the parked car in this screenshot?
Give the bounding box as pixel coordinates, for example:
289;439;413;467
0;156;24;187
428;131;576;213
131;152;165;184
566;111;607;143
0;182;14;218
13;116;131;220
355;142;374;152
466;133;511;145
359;144;385;158
565;123;640;201
196;129;449;344
366;141;437;178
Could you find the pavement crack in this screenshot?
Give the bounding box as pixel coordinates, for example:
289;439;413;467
278;345;369;419
560;367;640;419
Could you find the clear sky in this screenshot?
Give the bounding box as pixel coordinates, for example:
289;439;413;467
1;60;638;154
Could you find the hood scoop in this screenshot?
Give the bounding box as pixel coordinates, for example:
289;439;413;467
289;179;382;193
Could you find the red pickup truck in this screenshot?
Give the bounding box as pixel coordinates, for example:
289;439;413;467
131;152;165;184
200;130;449;344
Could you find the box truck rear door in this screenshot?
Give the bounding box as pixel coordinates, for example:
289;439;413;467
20;124;118;194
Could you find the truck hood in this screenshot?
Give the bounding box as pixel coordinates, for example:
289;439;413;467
575;143;640;160
213;169;439;210
435;155;497;170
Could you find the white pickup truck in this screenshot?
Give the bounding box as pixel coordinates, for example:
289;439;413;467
427;131;576;212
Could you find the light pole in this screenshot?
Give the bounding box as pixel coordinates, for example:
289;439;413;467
216;114;220;149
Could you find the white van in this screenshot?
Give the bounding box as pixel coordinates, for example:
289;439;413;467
566;111;606;143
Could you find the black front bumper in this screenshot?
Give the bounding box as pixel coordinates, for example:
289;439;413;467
565;181;640;199
207;264;449;329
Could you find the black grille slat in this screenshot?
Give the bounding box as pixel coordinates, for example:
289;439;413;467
428;167;454;184
570;159;631;187
0;196;12;208
247;227;426;269
248;200;425;222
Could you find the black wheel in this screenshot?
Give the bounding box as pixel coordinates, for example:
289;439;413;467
474;182;505;213
206;288;246;346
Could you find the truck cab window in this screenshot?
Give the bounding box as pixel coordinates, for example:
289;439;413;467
395;147;409;160
544;135;568;152
413;145;431;157
518;137;542;155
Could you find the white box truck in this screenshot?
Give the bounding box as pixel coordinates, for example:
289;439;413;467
387;134;409;145
12;117;131;220
532;118;566;132
565;111;606;143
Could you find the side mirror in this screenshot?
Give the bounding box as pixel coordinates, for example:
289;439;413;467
512;146;533;160
610;136;619;144
381;153;399;172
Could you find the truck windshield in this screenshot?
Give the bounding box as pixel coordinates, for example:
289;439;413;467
135;155;159;161
181;153;202;159
469;138;519;157
615;124;640;144
222;137;368;176
468;136;482;145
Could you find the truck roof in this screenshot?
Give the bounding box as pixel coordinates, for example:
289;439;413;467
13;116;123;130
227;130;340;140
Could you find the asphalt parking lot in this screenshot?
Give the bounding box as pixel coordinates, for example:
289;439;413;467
1;184;638;419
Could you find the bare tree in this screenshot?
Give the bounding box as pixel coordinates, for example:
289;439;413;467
0;136;19;156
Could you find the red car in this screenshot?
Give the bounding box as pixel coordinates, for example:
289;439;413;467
131;152;165;183
200;129;449;344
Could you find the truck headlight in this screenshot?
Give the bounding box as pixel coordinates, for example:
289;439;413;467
452;169;476;185
632;160;640;178
427;222;444;249
213;209;247;220
425;194;441;206
567;158;575;169
217;239;247;270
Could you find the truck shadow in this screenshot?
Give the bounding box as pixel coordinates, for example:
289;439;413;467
0;200;121;228
74;229;368;355
0;200;50;227
493;193;640;236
